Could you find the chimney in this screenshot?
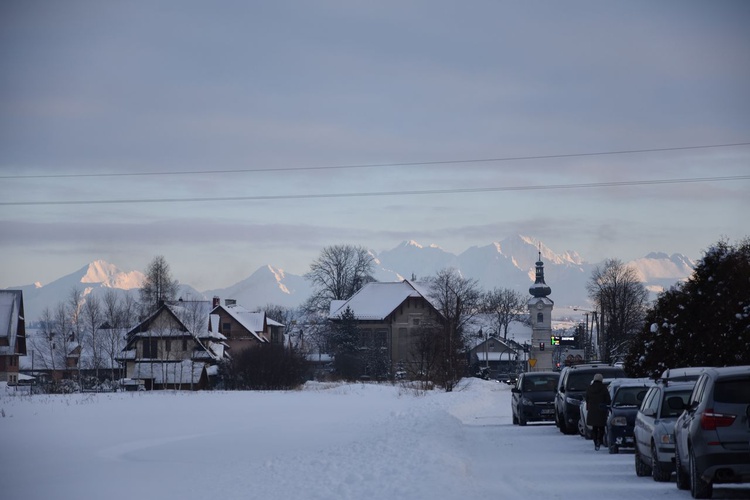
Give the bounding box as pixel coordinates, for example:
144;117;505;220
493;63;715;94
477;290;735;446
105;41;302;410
225;299;237;307
212;296;220;308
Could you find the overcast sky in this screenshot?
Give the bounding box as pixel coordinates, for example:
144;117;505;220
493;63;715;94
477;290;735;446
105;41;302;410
1;0;749;290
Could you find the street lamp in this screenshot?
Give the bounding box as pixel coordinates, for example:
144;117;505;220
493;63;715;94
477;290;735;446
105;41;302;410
572;307;599;361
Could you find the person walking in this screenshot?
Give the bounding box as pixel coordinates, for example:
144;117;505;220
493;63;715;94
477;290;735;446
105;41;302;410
585;373;611;451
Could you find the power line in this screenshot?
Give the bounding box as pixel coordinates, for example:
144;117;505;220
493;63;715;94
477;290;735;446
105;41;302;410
2;175;747;207
2;142;749;180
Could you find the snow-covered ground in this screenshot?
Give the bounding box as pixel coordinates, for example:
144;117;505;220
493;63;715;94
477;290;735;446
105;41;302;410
1;379;748;500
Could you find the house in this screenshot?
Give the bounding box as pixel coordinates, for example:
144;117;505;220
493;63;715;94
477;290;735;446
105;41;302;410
0;290;27;385
468;335;523;379
119;302;228;390
328;280;445;376
208;298;285;353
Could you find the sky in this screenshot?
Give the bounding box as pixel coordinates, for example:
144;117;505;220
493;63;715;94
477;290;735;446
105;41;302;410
1;0;749;291
6;378;749;500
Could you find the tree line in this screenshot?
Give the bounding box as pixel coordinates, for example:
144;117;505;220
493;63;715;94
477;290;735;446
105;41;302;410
27;236;749;392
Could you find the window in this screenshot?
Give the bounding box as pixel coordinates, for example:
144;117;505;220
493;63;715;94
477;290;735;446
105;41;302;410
222;322;232;337
143;339;158;358
413;318;420;326
537;312;544;323
182;339;188;351
165;339;171;352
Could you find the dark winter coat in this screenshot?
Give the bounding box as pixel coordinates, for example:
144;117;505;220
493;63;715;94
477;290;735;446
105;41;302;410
585;380;611;427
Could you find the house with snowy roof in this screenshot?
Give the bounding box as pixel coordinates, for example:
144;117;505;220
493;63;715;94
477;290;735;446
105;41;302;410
119;302;228;390
208;298;285;353
0;290;27;385
328;280;445;376
468;335;522;379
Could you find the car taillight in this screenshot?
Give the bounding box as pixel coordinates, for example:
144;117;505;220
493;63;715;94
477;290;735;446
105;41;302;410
700;409;736;430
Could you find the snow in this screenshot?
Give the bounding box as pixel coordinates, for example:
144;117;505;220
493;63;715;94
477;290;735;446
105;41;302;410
2;379;748;500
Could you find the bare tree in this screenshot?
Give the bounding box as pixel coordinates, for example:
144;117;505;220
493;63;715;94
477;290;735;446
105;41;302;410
101;289;126;381
586;258;649;363
483;288;526;340
81;294;103;383
426;268;482;391
140;255;179;315
304;244;375;313
55;301;76;381
29;307;62;374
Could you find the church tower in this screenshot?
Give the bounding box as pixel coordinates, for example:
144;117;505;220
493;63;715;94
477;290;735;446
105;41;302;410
528;251;554;371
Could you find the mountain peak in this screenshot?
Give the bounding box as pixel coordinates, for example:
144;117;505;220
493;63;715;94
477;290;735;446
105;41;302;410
79;260;144;289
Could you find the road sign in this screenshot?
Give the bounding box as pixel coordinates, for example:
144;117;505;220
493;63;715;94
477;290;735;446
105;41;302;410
529;358;537;368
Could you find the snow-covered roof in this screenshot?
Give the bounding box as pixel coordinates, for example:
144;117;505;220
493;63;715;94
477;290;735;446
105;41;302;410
131;360;206;385
216;304;267;342
329;281;426;321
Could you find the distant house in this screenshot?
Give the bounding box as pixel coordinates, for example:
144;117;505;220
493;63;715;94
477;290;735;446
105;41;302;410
468;335;522;378
328;280;445;376
119;302;228;390
0;290;27;385
208;298;285;353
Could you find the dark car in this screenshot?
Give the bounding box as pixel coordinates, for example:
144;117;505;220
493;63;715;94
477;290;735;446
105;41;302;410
634;380;696;481
511;371;559;426
555;363;627;435
674;365;750;498
604;378;652;454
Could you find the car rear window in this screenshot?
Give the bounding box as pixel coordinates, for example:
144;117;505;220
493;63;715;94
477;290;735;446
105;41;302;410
713;378;750;404
613;387;648;407
660;390;692;418
566;369;626;391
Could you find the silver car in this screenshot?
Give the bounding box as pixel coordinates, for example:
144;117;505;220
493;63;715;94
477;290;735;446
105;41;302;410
674;366;750;498
634;380;696;481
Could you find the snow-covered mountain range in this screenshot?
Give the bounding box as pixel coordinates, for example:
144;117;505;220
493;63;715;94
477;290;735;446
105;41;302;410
9;235;696;322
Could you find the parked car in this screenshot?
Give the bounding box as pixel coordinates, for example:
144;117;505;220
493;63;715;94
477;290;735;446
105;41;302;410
634;379;697;481
511;371;559;426
604;378;652;454
674;365;750;498
660;366;712;383
554;363;627;435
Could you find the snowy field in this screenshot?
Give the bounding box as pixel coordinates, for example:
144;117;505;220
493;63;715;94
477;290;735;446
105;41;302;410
1;379;749;500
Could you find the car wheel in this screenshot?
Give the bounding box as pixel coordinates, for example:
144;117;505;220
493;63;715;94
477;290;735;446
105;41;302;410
634;446;652;477
519;415;527;426
605;428;618;454
651;442;670;482
675;443;690;490
689;447;712;499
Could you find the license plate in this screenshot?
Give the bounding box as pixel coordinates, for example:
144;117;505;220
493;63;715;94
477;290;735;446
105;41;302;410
541;409;554;415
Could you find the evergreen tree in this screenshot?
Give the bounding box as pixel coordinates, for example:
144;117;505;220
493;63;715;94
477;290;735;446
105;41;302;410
625;237;750;376
330;307;362;380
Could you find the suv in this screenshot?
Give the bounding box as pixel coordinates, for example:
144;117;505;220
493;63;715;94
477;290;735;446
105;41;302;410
555;363;626;435
511;371;559;426
674;366;750;498
634;380;697;481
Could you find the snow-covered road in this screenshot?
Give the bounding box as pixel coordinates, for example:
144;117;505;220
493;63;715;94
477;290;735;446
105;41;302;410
1;379;748;500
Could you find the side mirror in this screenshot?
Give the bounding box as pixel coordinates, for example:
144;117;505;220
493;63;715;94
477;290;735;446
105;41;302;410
559;386;566;394
642;408;656;417
511;387;520;394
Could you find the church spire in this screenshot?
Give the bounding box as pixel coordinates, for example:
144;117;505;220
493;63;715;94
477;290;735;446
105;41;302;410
529;250;551;298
